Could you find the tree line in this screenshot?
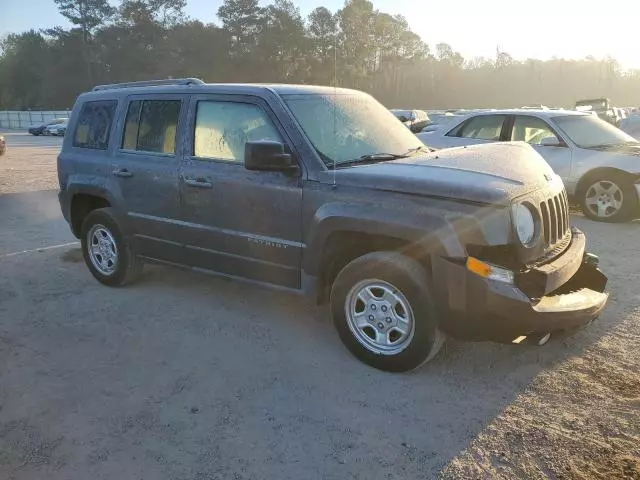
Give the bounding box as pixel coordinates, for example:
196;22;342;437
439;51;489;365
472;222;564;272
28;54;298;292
1;0;640;111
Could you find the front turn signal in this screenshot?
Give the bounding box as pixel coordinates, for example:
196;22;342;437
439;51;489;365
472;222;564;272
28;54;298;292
466;257;514;284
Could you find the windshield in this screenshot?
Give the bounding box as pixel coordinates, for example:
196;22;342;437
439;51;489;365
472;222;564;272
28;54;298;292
553;115;638;148
282;93;424;166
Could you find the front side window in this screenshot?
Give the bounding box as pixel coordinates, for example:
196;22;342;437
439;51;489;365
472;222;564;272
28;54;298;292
194;101;283;163
455;115;506;140
511;116;559;145
122;99;181;154
73;100;117;150
283;93;423;166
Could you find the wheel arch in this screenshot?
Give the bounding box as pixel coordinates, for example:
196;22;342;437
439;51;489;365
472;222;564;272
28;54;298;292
70;193;112;238
575;167;639;197
575;167;640;221
314;229;448;305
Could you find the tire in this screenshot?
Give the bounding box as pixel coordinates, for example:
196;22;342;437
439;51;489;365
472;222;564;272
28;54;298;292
80;207;143;287
579;172;638;223
330;252;445;372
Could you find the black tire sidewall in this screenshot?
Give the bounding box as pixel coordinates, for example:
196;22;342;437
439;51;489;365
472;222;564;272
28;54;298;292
330;253;439;372
580;174;638;223
80;208;134;287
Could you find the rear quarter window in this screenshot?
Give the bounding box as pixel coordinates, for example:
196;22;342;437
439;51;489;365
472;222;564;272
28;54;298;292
73;100;118;150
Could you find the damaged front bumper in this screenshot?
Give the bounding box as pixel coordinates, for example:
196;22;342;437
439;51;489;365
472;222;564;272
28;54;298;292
432;228;608;342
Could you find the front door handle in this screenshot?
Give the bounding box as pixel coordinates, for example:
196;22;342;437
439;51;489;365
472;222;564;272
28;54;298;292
183;177;213;189
112;168;134;178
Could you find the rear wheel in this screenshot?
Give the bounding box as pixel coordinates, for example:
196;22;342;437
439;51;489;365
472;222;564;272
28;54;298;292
330;252;444;372
579;173;638;222
80;208;143;286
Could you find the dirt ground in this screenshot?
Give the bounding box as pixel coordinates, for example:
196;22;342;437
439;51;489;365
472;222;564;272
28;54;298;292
0;131;638;480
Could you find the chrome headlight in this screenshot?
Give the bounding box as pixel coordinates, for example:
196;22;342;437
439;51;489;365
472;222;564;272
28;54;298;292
512;203;536;246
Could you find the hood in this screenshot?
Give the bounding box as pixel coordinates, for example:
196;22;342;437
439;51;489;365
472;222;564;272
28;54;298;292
332;142;558;206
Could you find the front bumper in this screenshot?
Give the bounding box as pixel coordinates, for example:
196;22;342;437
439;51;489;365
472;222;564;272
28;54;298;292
432;228;608;342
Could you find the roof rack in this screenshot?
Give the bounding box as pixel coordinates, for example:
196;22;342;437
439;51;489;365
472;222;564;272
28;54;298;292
92;78;204;92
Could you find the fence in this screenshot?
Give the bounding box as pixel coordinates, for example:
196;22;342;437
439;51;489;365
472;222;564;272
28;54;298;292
0;110;72;129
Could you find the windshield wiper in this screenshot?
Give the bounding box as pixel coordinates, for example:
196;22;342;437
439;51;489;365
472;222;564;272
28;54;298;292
332;152;410;168
404;145;433;154
329;145;433;169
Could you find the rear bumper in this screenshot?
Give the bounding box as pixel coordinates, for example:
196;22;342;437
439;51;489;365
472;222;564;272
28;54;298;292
58;190;71;225
432;228;608;342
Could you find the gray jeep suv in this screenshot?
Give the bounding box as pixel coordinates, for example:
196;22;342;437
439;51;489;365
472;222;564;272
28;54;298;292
57;78;608;372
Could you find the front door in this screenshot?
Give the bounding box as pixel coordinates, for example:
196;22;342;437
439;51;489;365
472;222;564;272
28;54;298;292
177;95;303;289
110;94;187;262
510;115;573;180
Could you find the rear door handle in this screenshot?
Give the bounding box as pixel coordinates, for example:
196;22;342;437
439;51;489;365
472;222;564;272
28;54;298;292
183;177;213;189
112;168;134;178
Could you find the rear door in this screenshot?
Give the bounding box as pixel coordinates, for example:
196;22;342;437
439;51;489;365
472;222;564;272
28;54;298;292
110;94;187;262
177;94;303;289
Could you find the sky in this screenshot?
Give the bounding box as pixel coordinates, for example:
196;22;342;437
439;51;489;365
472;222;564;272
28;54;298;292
2;0;640;68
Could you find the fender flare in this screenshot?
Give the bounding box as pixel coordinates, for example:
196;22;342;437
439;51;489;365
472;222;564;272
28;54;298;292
303;202;468;276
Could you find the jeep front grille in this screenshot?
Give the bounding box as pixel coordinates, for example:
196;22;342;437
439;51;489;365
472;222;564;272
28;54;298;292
540;190;570;244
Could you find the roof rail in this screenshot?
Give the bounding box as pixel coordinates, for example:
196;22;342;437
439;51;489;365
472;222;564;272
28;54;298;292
92;78;205;92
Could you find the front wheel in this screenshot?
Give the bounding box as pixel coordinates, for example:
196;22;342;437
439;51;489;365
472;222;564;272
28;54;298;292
80;208;143;287
330;252;444;372
579;174;638;222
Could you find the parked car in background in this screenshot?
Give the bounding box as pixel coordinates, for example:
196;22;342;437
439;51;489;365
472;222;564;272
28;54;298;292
28;118;68;136
620;112;640;139
420;111;462;133
0;135;5;156
57;78;608;371
417;109;640;222
46;120;68;136
575;98;619;126
390;109;430;133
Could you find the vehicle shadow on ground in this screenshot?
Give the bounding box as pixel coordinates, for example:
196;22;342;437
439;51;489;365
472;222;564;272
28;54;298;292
97;246;631;478
1;188;637;479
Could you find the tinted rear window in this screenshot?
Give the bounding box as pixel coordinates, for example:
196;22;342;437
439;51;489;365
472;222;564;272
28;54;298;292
122;99;181;154
73;100;117;150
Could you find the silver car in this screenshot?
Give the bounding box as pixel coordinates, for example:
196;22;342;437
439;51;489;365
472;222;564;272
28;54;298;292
417;109;640;222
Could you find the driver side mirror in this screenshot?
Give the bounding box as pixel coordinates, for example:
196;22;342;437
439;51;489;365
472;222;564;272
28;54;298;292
245;141;298;173
539;137;564;147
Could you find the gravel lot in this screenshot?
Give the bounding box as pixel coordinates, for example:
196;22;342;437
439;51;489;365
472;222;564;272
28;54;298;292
0;131;638;480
